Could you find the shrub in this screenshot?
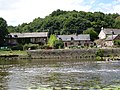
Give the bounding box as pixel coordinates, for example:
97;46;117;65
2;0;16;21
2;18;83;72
11;44;23;50
96;49;104;57
96;56;102;61
54;40;64;49
39;45;52;49
23;44;39;50
114;40;120;46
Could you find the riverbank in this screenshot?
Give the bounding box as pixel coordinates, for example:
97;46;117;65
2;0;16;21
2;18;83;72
0;50;27;55
0;50;28;60
1;48;120;60
27;48;120;60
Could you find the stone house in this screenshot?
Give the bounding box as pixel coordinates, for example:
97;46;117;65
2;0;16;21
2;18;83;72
98;28;120;47
57;34;93;47
7;32;48;45
98;28;120;39
104;34;120;47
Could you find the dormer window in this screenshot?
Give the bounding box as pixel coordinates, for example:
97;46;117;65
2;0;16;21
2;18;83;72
71;37;74;40
59;38;62;40
111;30;114;35
14;35;18;37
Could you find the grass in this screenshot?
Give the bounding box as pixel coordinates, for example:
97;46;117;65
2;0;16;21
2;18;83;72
0;50;28;55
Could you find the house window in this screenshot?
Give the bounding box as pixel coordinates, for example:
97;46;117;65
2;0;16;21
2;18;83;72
78;43;81;45
59;38;62;40
14;35;18;38
78;41;81;45
70;42;74;45
71;37;74;40
65;42;67;47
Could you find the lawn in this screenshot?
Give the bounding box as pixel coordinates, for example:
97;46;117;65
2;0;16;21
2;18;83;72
0;50;28;55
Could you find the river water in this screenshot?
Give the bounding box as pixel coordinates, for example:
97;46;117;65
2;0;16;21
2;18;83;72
0;59;120;90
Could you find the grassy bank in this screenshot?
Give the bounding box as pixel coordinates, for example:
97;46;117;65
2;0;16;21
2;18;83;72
0;50;28;55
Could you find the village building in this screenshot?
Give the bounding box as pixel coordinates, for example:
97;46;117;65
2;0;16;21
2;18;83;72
104;34;120;47
98;28;120;39
98;28;120;47
6;32;48;45
57;34;93;47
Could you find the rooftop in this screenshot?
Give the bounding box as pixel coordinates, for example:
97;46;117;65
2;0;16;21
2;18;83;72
105;35;118;41
103;28;120;35
9;32;48;38
57;34;90;41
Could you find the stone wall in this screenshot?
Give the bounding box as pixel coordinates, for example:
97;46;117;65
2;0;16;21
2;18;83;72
27;49;96;59
27;48;120;60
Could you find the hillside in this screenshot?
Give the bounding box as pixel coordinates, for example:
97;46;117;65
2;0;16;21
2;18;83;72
7;9;120;36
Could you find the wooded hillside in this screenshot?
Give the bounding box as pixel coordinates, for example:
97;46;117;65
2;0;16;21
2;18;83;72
7;9;120;35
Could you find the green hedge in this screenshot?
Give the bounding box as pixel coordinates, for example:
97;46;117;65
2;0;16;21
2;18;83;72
23;44;39;50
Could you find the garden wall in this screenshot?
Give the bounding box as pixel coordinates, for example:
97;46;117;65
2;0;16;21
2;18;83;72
27;48;120;60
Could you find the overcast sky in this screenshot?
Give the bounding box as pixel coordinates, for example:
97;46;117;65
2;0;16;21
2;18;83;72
0;0;120;26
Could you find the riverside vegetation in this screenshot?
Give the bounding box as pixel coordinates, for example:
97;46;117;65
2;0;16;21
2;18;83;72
1;9;120;46
1;10;120;53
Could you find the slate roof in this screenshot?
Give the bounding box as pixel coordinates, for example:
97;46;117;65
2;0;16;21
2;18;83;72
105;35;118;41
57;34;90;41
103;28;120;35
9;32;48;38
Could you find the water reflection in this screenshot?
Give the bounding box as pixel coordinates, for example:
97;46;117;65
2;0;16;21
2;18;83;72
0;59;120;89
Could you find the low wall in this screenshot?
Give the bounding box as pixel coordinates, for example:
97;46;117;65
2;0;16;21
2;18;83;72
27;48;120;60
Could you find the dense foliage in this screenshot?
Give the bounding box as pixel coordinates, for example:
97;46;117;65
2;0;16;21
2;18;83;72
48;34;64;49
54;40;64;49
0;17;8;46
7;10;120;36
114;40;120;46
83;28;98;41
48;34;57;47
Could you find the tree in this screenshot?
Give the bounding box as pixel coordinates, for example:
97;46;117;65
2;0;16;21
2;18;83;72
48;34;57;47
0;17;8;46
113;16;120;29
7;26;17;33
83;28;98;41
7;10;120;36
47;34;64;49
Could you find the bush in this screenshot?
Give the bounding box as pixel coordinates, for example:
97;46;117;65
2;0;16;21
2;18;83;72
96;56;102;61
11;44;23;50
114;40;120;46
23;44;39;50
39;45;52;49
96;49;104;57
54;40;64;49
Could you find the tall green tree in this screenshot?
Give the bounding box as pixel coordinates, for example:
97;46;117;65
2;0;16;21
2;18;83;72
7;10;120;36
83;28;98;41
48;34;57;47
7;26;17;33
0;17;8;46
113;16;120;29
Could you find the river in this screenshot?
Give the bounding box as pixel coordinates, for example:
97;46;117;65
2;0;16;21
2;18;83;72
0;59;120;90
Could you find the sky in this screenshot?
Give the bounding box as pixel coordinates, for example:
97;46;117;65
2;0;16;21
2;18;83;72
0;0;120;26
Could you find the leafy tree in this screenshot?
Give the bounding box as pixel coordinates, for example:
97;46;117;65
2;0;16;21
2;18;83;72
113;16;120;29
48;34;57;47
83;28;98;41
7;26;17;33
0;17;8;46
6;10;120;36
50;9;67;17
